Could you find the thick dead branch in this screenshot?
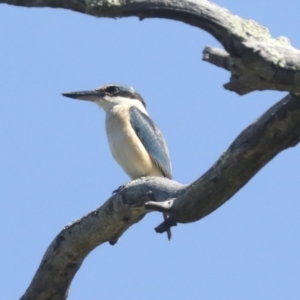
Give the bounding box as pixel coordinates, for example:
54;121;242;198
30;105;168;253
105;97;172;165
2;0;300;94
21;93;300;300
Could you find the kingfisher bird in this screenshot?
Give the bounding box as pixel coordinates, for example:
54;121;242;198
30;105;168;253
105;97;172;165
62;84;172;239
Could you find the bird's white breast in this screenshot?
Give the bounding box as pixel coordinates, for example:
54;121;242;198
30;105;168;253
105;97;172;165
105;104;162;179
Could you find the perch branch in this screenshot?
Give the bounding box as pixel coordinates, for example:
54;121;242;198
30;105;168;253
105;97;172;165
20;93;300;300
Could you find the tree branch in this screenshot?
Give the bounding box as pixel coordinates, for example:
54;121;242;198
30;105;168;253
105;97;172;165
21;93;300;300
20;178;186;300
2;0;300;94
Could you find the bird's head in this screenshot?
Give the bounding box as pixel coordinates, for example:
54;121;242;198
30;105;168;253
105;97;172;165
62;84;146;113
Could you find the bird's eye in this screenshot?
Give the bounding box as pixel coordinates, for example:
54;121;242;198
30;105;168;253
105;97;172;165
106;86;119;95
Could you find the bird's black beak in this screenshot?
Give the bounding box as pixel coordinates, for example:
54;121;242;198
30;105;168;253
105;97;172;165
62;90;102;102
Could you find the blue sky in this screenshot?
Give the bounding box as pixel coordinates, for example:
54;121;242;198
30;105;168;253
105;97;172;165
1;0;299;299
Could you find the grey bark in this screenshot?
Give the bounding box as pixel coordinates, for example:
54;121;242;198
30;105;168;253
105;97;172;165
1;0;299;299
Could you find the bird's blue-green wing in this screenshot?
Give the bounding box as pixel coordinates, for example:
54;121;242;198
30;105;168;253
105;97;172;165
129;106;172;179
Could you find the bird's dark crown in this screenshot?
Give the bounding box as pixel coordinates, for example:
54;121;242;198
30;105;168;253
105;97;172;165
96;84;146;107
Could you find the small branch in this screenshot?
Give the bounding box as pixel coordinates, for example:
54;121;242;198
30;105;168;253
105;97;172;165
203;46;231;71
155;218;177;234
203;41;300;95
